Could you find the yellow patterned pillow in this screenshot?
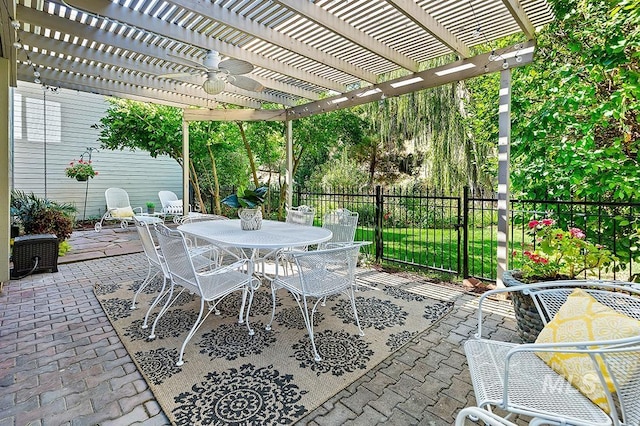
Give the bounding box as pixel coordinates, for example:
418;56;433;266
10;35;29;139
535;288;640;413
111;207;135;218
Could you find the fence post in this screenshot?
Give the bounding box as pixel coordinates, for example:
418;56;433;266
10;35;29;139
462;186;469;278
375;185;383;263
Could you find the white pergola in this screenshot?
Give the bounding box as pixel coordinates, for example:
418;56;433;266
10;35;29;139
0;0;555;284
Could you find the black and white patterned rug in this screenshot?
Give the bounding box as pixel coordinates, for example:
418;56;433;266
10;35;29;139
95;275;453;425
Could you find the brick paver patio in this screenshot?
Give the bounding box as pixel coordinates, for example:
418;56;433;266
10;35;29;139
1;228;523;425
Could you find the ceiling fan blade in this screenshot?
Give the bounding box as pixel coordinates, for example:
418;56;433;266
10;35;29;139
229;75;264;92
219;58;254;75
167;53;207;70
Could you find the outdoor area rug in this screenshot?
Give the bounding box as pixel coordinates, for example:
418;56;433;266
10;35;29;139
94;275;453;425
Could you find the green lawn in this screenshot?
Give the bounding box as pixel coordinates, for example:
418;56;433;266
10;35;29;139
356;225;528;280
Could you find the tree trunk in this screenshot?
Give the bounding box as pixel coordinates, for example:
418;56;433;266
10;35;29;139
207;144;222;214
189;159;207;214
236;122;260;187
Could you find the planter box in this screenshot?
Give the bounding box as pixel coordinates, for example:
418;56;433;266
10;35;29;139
11;234;59;279
503;270;545;343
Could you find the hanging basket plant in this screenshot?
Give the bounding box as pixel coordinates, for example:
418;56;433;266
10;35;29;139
65;159;98;181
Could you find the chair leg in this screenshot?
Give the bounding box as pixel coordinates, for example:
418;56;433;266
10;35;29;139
142;275;168;329
94;213;109;232
265;284;278;331
149;281;179;339
238;287;247;324
177;298;206;366
131;262;156;309
348;287;364;336
243;281;257;336
302;297;322;362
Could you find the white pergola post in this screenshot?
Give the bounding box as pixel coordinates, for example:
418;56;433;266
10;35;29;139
496;68;512;288
182;117;189;215
286;119;293;207
0;58;10;285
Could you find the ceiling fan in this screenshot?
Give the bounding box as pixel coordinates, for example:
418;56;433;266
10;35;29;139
162;50;264;95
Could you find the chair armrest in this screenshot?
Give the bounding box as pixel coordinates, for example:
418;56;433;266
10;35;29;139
199;259;250;276
133;206;143;214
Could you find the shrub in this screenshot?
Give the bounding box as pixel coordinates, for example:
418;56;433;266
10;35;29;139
10;190;76;240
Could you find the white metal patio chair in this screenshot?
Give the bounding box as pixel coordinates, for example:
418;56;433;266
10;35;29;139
131;219;219;333
274;205;317;275
267;244;364;362
94;188;143;232
286;205;315;226
154;224;259;366
463;280;640;426
319;208;359;248
173;212;229;225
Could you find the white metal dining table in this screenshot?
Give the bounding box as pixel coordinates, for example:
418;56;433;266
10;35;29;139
177;219;332;251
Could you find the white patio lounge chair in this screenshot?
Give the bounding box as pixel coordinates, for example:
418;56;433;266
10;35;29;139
94;188;144;232
154;224;259;366
462;280;640;426
158;190;186;217
267;244;364;362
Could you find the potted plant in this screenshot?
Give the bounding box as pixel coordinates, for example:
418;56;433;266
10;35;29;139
65;159;98;181
508;217;617;342
222;186;268;230
146;202;155;214
9;190;77;278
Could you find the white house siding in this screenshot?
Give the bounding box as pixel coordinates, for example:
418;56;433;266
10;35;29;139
12;82;183;220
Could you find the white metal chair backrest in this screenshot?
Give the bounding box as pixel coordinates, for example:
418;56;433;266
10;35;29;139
105;188;132;210
154;224;201;295
322;208;359;244
290;244;360;296
528;281;640;324
286;205;315;226
134;219;170;279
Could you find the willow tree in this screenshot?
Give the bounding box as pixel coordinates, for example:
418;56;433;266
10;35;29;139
357;62;495;194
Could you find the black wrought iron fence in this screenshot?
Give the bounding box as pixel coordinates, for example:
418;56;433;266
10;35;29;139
203;185;640;282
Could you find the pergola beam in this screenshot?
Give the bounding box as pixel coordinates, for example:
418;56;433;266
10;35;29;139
183;109;287;122
287;41;534;119
500;0;537;40
17;64;221;109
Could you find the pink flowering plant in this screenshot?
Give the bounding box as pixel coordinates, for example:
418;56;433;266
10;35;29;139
518;218;617;282
65;159;97;180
